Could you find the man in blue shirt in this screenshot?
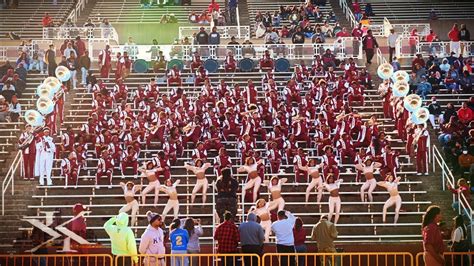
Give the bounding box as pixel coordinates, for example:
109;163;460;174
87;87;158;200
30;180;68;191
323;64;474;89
271;210;296;266
170;219;189;266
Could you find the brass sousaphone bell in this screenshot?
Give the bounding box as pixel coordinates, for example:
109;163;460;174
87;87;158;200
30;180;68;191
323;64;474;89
403;94;422;113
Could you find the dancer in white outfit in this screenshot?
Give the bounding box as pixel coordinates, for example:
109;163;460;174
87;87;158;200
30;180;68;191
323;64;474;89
377;174;402;223
298;158;324;203
119;181;141;226
139;162;163;207
35;128;55;186
237;157;264;202
355;158;382;203
184;159;212;204
160;179;180;220
249;199;272;242
319;174;342;224
262;176;287;212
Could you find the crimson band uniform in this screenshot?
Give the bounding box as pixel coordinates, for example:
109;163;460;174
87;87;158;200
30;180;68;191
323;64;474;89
19;133;36;180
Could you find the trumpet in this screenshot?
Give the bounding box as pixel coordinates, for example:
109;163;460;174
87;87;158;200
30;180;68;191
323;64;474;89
377;63;394;80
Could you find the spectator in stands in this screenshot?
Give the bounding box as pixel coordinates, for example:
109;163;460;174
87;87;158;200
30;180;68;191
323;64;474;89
448;23;461;55
439;58;450;73
66;54;78;89
311;27;325;43
416;76;432;100
139;212;165;266
29;50;45;74
459;70;473;93
228;0;237;23
63;42;77;59
292;27;305;58
8;95;20;122
272;11;281;27
311;214;338;255
264;27;280;44
208;27;220;45
227;36;239;47
100;19;113;39
195;27;209;45
44;44;57;77
362;30;378;64
391;57;401;71
364;3;375;17
429;9;438;20
75;36;86;57
424;29;439;55
352;0;362;21
351;23;363;58
215;168;238;221
411;54;425;72
450;215;469;265
293;217;307;266
83;19;95;27
272;210;296;266
336;27;350;38
459;24;470;55
457;149;474;177
0;96;8;122
428;97;443;129
1;80;15;103
386;28;397;63
42;12;53;27
104;213;138;265
0;61;13;78
183;218;203;266
239;212;264;266
322;49;336;70
422;205;445;266
457;102;474;124
64;18;75;28
170;219;189;266
214;211;240;266
16;52;29;70
79;50;91;86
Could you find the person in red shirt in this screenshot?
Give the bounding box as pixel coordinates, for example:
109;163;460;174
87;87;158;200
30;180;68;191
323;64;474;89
42;12;53;27
457;102;474;124
362;30;378;64
67;203;87;248
214;211;240;265
422;206;444;266
336;27;351;38
408;29;418;55
351;23;363;58
293;217;307;265
448;23;461;54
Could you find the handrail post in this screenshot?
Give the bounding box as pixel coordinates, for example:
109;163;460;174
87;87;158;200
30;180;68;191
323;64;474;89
236;6;241;38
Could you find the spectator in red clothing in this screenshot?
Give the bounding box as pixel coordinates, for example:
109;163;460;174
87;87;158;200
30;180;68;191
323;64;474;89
409;29;418;55
293;217;307;266
422;206;444;266
336;27;351;38
457;102;474;124
75;36;86;57
448;178;471;213
448;23;461;55
67;203;87;247
42;12;53;27
411;54;425;72
214;211;240;266
425;30;438;43
362;30;378;64
351;23;363;58
208;0;220;13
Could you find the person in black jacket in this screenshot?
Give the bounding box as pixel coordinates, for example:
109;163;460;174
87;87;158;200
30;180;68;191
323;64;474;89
460;24;470;55
362;30;379;64
216;168;239;221
428;97;443;129
292;26;305;58
195;27;209;45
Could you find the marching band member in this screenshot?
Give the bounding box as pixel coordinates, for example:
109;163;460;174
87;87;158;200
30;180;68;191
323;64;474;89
98;44;112;78
96;149;114;189
249;199;272;242
120;145;139;178
119;181;141;226
298;159;324;203
266;141;282;174
262;176;287;212
184;159;212;204
19;124;36;180
214;147;232;176
61;151;79;188
237;156;264;203
377;174;402;223
356;157;382;202
139;161;163;207
113;78;128;102
224;51;236;72
153;151;171;180
190;52;203;72
167;65;182;86
160;179;181;220
293;147;308;184
319;174;343;224
35;128;55;186
259;50;274;71
414;123;429;175
380;145;400;179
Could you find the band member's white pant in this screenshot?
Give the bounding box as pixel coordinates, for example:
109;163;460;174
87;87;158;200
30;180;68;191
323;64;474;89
37;152;54;185
360;178;377;202
306;177;323;203
162;199;179;219
268;197;285;212
328;196;341;224
242;176;262;202
141;180;160;206
383;195;402;223
119;199;139;225
260;219;272;243
192;178;208;203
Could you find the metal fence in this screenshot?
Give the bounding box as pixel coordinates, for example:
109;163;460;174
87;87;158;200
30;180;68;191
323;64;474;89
179;26;251;40
0;254;113;266
42;27;120;44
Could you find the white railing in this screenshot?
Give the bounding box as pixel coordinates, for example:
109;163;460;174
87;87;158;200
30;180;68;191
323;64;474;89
339;0;357;28
375;47;386;65
104;40;361;62
178;26;251;40
2;150;22;216
0;46;27;61
66;0;87;23
42;27;120;44
432;145;473;244
396;38;473;58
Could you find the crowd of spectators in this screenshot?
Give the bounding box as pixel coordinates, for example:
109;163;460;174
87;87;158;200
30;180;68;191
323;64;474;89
188;0;227;26
0;60;26;122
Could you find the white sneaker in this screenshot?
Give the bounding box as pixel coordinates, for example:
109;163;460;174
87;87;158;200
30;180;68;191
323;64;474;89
108;185;112;189
417;173;422;176
95;185;100;189
424;172;429;176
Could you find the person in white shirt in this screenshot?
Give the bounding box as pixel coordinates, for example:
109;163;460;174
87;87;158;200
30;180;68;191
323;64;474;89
355;157;382;203
119;181;141;226
271;210;296;266
237;156;264;202
139;211;166;266
387;28;398;63
377;174;402;223
34;127;55;186
184;159;212;204
160;179;181;220
319;174;342;224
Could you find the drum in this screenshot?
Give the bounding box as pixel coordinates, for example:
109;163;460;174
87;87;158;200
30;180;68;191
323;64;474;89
238;58;255;72
275;58;290;72
167;59;184;71
133;59;148;73
204;58;219;73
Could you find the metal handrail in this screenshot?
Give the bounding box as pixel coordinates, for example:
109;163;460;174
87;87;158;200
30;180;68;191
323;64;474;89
2;150;23;215
66;0;87;23
432;145;473;244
